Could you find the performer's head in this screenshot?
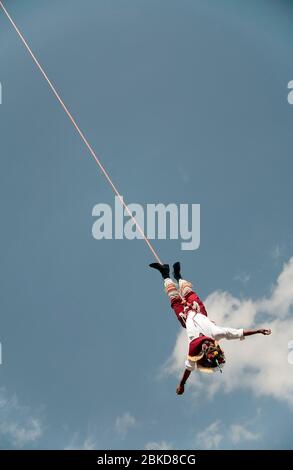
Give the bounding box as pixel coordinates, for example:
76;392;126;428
197;340;226;372
196;340;226;373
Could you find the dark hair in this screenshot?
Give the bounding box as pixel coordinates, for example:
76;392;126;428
198;342;226;369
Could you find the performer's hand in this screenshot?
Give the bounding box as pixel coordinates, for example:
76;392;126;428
258;328;271;335
176;384;185;395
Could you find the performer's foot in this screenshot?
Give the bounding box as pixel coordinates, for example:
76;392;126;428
173;262;182;281
149;263;170;279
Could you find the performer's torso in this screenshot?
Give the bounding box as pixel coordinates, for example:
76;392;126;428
186;312;216;343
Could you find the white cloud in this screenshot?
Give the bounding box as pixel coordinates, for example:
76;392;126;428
196;421;223;449
66;413;137;449
229;424;261;444
260;257;293;317
271;244;283;262
115;412;136;439
0;388;43;448
234;272;251;284
145;441;173;450
64;434;97;450
163;257;293;407
195;420;261;449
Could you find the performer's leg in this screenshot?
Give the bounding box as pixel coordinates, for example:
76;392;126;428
149;262;186;327
179;279;208;317
164;279;186;328
173;262;208;316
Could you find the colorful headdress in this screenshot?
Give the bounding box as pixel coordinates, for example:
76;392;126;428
188;341;226;374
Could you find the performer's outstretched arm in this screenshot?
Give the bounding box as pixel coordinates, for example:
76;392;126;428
176;369;191;395
212;325;272;341
243;328;271;336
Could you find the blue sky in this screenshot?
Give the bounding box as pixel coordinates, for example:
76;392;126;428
0;0;293;449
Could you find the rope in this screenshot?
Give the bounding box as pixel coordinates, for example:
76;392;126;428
0;1;163;264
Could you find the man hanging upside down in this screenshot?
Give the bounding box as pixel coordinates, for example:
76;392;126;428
149;262;271;396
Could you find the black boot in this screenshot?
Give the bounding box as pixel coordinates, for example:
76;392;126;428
149;263;170;279
173;262;182;282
